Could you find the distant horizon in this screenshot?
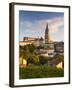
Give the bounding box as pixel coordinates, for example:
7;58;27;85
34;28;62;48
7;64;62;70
19;36;64;42
19;10;64;42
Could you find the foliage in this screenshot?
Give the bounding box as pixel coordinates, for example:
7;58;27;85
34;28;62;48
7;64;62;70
53;55;64;62
20;44;64;65
39;56;48;65
20;44;39;65
19;45;64;79
19;66;64;79
27;54;39;65
27;44;36;53
37;46;44;49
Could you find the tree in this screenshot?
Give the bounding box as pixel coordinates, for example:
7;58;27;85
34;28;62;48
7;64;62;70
23;45;30;60
28;44;36;53
32;54;39;65
19;45;30;65
53;55;64;62
37;45;44;49
39;56;48;65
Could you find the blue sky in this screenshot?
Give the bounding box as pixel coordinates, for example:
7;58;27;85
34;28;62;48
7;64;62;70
19;10;64;41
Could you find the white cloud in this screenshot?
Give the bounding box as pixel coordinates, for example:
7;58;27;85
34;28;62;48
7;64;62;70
24;21;32;29
20;16;64;40
38;17;64;33
22;17;64;32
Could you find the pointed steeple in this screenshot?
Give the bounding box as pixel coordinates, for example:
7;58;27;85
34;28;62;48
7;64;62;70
45;23;50;44
45;23;49;34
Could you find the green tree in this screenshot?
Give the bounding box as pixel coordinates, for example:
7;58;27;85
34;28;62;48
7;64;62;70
28;44;36;53
54;55;64;62
39;56;48;65
32;54;39;65
22;45;30;60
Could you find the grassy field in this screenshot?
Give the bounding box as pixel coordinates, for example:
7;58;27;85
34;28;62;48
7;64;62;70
19;66;64;79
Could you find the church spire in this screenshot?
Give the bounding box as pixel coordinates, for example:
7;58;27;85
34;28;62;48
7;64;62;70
45;23;50;44
45;23;49;34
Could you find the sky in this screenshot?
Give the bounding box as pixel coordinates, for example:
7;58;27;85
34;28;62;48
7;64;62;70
19;10;64;42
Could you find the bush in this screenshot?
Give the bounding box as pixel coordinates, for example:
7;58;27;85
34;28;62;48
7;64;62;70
19;66;64;79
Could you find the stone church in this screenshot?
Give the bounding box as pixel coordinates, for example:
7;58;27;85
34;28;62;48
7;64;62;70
44;23;54;49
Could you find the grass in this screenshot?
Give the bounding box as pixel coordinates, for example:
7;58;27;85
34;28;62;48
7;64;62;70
19;66;64;79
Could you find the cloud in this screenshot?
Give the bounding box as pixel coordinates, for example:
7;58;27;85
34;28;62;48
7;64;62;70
38;17;64;33
20;20;32;30
21;16;64;32
23;21;33;30
20;16;64;40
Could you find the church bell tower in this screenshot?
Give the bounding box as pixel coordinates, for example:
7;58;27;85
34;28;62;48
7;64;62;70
45;23;50;44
